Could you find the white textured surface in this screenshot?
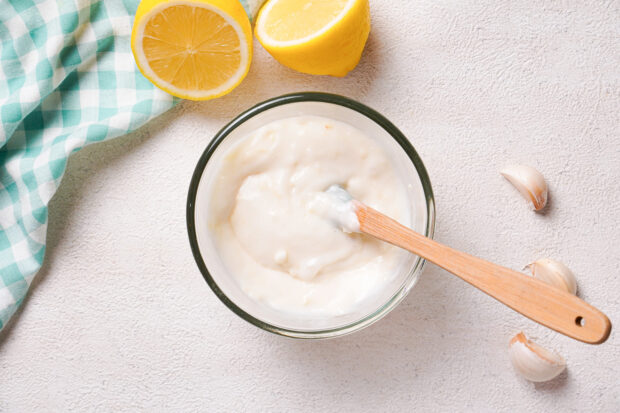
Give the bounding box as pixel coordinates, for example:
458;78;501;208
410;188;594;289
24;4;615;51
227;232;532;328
1;1;619;411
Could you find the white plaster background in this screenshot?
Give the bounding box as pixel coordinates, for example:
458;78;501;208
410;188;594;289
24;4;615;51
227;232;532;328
1;0;619;411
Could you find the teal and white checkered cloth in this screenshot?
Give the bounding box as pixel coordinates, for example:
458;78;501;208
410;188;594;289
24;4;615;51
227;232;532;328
0;0;178;332
0;0;264;332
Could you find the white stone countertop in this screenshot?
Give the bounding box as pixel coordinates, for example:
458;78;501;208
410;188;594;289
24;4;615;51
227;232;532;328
1;1;619;411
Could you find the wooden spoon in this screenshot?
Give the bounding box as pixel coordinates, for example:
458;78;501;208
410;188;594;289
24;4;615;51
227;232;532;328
342;195;612;344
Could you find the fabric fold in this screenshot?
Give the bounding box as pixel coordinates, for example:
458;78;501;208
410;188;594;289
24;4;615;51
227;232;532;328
0;0;177;330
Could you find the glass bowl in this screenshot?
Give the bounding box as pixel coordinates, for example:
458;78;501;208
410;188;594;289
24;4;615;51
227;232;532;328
186;92;435;338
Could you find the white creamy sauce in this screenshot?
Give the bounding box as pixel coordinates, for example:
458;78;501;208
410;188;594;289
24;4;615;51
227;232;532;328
208;116;410;315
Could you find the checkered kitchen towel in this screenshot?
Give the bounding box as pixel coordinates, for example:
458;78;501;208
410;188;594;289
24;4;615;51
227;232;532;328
0;0;265;332
0;0;178;331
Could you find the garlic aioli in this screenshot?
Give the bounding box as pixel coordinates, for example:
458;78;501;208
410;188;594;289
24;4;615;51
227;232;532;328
208;116;410;315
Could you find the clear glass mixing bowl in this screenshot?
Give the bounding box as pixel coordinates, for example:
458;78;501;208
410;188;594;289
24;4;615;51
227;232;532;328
187;92;435;338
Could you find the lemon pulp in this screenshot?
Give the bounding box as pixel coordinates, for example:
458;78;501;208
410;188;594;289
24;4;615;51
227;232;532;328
132;0;252;100
264;0;350;42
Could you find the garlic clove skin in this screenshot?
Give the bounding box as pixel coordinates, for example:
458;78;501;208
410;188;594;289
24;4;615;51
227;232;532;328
500;165;548;211
509;332;566;383
527;258;577;295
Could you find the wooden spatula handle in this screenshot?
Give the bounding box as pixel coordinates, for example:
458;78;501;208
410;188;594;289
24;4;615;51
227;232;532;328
356;203;611;344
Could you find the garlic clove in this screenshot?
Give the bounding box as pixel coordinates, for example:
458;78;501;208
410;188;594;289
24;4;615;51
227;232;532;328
509;332;566;382
500;165;548;211
527;258;577;295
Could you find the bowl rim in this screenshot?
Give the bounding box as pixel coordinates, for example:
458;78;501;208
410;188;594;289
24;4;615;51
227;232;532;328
186;92;436;339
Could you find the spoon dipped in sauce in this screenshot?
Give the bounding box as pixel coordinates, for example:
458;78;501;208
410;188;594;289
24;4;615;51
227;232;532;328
317;185;611;344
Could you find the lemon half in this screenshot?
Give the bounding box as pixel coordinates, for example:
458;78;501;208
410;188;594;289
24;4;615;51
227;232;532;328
255;0;370;77
131;0;252;100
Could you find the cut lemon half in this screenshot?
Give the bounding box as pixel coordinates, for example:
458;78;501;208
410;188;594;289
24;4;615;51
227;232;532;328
255;0;370;77
131;0;252;100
